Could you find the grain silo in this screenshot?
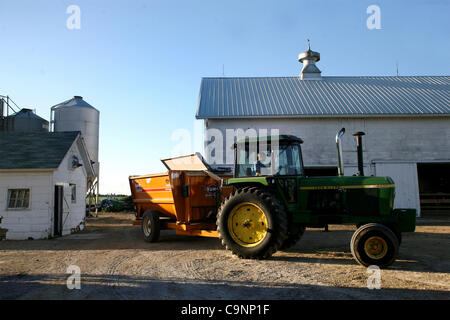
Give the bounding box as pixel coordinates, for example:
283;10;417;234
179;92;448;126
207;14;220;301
51;96;99;168
50;96;100;214
2;108;49;132
1;95;49;132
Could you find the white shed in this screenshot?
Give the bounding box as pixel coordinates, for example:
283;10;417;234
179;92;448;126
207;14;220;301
0;131;95;240
196;46;450;217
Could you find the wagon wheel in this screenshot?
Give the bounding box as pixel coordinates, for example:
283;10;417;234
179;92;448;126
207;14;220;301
216;187;288;259
351;223;399;268
142;210;160;243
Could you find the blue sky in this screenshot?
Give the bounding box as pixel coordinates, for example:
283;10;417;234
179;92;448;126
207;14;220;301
0;0;448;194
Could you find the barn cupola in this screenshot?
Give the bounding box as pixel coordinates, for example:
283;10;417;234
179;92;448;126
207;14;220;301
298;40;322;80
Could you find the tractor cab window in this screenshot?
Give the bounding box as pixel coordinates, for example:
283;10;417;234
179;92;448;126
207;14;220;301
274;143;303;176
235;142;303;177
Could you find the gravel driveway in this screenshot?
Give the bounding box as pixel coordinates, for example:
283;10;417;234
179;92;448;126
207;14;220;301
0;212;449;300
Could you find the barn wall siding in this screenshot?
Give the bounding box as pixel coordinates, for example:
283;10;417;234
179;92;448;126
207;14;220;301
206;117;450;167
374;162;421;216
0;171;53;239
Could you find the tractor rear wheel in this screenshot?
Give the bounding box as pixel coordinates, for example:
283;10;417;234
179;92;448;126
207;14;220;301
142;210;160;243
217;187;288;259
351;223;399;268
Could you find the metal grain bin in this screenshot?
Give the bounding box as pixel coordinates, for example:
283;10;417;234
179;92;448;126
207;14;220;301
51;96;100;169
4;108;49;132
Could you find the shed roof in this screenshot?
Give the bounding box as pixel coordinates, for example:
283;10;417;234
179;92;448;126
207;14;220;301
196;76;450;119
0;131;81;169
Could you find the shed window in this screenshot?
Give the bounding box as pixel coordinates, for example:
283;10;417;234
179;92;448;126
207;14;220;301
7;189;30;209
70;184;76;203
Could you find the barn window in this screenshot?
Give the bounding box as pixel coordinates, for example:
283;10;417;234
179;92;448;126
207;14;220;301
7;189;30;209
70;184;76;203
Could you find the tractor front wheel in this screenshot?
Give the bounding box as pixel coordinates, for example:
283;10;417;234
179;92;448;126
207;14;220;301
351;223;399;268
217;187;288;259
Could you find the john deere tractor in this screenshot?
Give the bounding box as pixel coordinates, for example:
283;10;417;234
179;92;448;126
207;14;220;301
216;129;416;268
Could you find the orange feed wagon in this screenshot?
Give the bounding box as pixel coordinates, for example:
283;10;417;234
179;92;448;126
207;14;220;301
129;153;232;240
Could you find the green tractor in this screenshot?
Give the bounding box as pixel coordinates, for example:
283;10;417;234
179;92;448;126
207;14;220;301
216;128;416;268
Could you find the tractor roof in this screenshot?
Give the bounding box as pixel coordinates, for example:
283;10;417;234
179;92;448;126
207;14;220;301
236;134;303;145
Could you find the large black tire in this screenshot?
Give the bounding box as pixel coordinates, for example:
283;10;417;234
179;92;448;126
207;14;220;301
217;187;288;259
142;210;160;243
351;223;399;268
356;223;402;246
280;226;306;250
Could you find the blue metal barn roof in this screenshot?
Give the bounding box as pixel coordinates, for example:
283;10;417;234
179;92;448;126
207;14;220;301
196;76;450;119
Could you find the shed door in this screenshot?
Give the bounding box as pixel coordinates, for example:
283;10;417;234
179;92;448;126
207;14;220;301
375;162;421;216
54;185;63;237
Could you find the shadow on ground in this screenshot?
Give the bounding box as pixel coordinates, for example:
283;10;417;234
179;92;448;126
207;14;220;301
0;273;448;300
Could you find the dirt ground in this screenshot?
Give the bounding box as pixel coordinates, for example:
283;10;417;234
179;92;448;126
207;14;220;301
0;212;449;300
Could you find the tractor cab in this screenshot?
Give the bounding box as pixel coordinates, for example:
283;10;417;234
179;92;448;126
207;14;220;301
234;135;304;178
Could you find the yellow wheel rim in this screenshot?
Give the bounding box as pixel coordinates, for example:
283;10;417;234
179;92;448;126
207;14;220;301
364;236;388;259
228;202;268;248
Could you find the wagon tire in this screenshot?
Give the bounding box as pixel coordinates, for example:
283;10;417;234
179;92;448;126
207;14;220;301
351;223;399;269
142;210;160;243
216;187;288;259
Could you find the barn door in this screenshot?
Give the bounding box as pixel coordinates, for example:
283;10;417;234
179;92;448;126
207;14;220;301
54;185;63;237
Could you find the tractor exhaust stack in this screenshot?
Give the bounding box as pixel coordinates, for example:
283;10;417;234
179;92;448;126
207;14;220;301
352;132;365;176
336;128;345;176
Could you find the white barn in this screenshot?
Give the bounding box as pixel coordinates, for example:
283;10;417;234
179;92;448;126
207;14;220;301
196;47;450;217
0;131;95;240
